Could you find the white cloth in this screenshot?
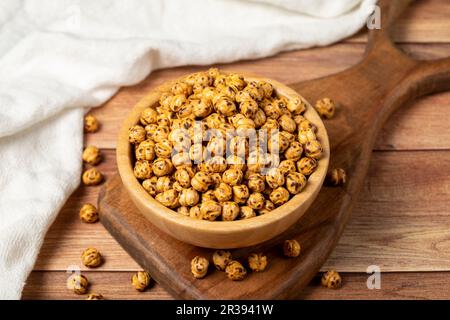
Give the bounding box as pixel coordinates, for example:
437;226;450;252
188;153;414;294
0;0;376;299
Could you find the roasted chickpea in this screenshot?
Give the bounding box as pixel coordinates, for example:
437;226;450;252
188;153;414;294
283;239;301;257
287;97;306;115
246;150;266;173
240;206;256;219
140;108;158;125
212;250;232;271
171;152;192;168
243;81;263;101
298;128;317;145
136;140;155;161
278;160;297;176
296;157;317;176
298;119;316;132
214;182;233;202
191;172;211;192
279;114;297;133
82;168;103;186
202;189;217;202
222;201;240;221
284;141;303;161
86;293;104;300
214;96;236;116
131;271;152;292
67;274;89;294
153;125;170;143
239;99;258;119
189;205;201;219
232;185;250;204
247;192;265;210
327;168;346;186
134;160;153;180
259;81;273;98
142;177;158;196
81;247;103;268
155;176;173;193
191;256;209;279
266;168;285;189
171;82;193;96
225;261;247;281
263;100;281;120
204;156;227;173
82;146;102;166
169;128;191;152
270;187;290;206
222;168;244;186
253;108;267;128
206;135;226;157
154;139;172;159
227;155;246;172
152;158;174;176
189;143;205;164
286;172;307;194
315;97;336;119
84;114;99;133
321;270;342;289
261;118;279;134
145;123;158;139
193;99;213;118
179;188;200;207
258;200;275;215
157;113;172;127
305;140;323;159
248;253;268;272
128;125;146;144
79;203;99;223
174;167;193;188
205;113;225;129
226;73;246;91
268;132;291;154
200;200;222;221
177;206;190;216
155;189;179;208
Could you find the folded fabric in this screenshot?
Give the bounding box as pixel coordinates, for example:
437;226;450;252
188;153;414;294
0;0;377;299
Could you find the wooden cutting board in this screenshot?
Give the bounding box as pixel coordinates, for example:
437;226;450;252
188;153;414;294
98;0;450;299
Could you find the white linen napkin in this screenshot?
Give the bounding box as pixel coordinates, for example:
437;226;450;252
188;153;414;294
0;0;376;299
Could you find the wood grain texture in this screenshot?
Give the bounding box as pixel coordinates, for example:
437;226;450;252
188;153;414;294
86;44;450;151
22;271;450;300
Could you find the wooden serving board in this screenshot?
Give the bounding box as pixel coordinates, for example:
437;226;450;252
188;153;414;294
98;0;450;299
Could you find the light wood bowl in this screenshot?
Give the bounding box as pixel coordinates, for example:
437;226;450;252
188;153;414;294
116;72;330;249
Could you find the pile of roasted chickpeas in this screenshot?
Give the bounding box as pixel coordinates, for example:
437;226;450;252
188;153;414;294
128;68;325;221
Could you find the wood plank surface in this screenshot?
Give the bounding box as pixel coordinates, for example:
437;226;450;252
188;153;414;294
33;150;450;272
22;271;450;300
86;44;450;151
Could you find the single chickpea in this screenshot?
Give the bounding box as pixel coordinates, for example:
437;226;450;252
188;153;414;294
232;185;250;204
155;176;173;193
171;152;192;169
283;239;301;257
225;73;246;91
261;119;279;134
268;132;291;154
253;108;267;128
145;123;158;140
247;173;266;193
297;157;318;176
86;293;104;300
298;128;317;145
82;146;102;165
204;156;227;173
212;250;232;271
240;206;256;219
155;189;179;208
225;261;247;281
327;168;346;186
177;206;190;216
169;94;187;112
142;177;158;197
284;141;303;161
84;114;99;133
67;274;89;295
279;114;297;133
222;168;244;186
270;187;290;206
153;126;170;143
287;97;306;115
258;200;275;215
191;256;209;279
81;247;103;268
214;182;233;202
263;100;281;120
207;135;226;157
202;190;217;203
174;167;193;188
189;144;205;164
169;128;191;152
131;271;152;292
178;188;199;207
247;192;265;210
243;81;263;101
214;96;236;116
152;158;174;177
128;125;146;144
193;99;213;118
278;159;297;176
229;136;249;159
134;160;153;180
205;113;226;129
79;203;99;223
82;168;103;186
226;155;246;172
286;172;307;195
266;168;285;189
157;113;172;128
298;119;316;132
259;81;273;98
221;201;240;221
200;200;222;221
321;270;342;289
189;205;201;219
191;172;211;192
315;98;336;119
171;82;193;96
248;253;268;272
240;99;258;119
305;140;323;159
136;140;155;161
140;107;158;125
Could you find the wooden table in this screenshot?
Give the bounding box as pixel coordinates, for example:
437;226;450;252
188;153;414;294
23;0;450;299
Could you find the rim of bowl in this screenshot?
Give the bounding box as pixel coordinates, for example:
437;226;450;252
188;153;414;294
116;72;330;235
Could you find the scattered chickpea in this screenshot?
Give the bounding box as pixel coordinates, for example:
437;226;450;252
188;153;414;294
67;274;89;295
283;239;301;257
191;256;209;279
86;293;104;300
131;271;152;291
321;270;342;289
81;247;103;268
82;168;103;186
82;146;102;165
327;168;346;186
79;203;99;223
212;250;232;271
315;98;336;119
84;114;99;133
225;261;247;281
248;253;268;272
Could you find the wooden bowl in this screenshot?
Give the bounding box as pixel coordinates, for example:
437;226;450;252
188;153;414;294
116;72;330;249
